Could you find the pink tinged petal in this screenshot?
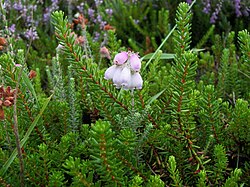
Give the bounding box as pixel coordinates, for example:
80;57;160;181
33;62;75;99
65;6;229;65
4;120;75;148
15;64;22;67
129;72;143;90
112;66;123;88
104;65;117;80
100;46;111;59
113;52;128;65
120;66;131;86
129;54;141;72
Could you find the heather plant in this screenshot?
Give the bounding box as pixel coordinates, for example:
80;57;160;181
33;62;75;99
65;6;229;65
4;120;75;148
0;1;250;186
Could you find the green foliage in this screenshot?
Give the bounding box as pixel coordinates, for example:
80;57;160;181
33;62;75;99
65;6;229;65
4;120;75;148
129;175;143;187
213;145;228;183
198;85;222;145
0;1;249;186
168;156;182;186
146;175;165;187
238;30;250;63
63;156;95;186
223;169;242;187
103;0;171;54
89;120;124;185
196;170;207;187
227;99;250;155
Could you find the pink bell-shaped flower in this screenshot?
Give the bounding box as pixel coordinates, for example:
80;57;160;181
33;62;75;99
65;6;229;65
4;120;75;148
120;66;131;87
129;54;141;72
104;65;117;80
126;72;143;90
112;66;123;88
113;52;128;65
104;50;143;90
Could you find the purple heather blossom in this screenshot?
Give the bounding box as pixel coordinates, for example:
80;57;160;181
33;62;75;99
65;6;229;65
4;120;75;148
43;8;51;22
96;14;103;23
88;8;95;19
13;1;23;11
95;0;103;7
76;3;84;13
133;19;140;24
26;16;34;25
242;7;250;17
20;7;28;19
105;8;113;16
8;24;16;34
186;0;192;4
100;21;107;29
24;28;39;41
28;4;37;11
210;0;224;23
52;0;59;3
93;32;100;41
202;0;211;14
43;0;60;22
234;0;242;17
3;0;11;10
105;51;143;90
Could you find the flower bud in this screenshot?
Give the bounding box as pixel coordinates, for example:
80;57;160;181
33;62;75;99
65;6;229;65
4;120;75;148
3;100;12;107
75;36;85;45
100;46;111;59
15;64;22;67
0;37;7;46
29;70;37;79
104;24;115;31
5;97;14;102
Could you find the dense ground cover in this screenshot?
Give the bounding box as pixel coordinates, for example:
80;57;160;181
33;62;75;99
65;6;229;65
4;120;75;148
0;0;249;186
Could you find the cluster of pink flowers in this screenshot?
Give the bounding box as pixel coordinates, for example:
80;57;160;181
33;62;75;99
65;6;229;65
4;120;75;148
104;51;143;90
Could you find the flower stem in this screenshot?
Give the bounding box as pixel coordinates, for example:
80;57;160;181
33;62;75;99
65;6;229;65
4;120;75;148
130;90;134;111
13;64;27;186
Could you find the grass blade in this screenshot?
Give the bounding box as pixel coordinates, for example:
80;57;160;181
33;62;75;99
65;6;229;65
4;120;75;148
0;94;53;176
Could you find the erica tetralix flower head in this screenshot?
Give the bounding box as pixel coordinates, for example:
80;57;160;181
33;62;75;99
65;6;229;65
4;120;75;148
104;51;143;90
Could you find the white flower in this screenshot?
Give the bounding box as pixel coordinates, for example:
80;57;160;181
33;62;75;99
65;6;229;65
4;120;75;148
128;72;143;90
120;66;131;86
104;65;117;80
112;66;123;88
104;51;143;90
129;54;141;72
56;44;64;52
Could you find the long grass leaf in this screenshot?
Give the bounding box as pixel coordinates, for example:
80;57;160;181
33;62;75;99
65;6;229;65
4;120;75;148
146;88;166;105
0;94;53;176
